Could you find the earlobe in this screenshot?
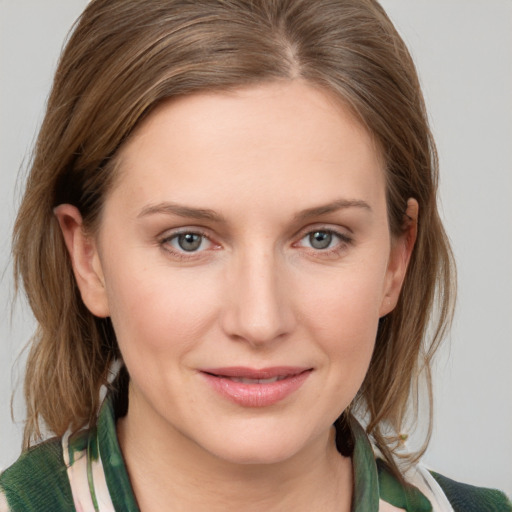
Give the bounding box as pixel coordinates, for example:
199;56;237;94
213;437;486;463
54;204;110;318
379;198;418;317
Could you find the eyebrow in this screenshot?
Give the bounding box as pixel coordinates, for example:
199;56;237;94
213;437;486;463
137;202;226;222
293;199;371;221
137;198;371;223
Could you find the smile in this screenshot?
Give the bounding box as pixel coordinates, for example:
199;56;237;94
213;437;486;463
199;367;312;407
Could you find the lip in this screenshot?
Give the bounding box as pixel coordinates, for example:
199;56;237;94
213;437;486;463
199;366;312;407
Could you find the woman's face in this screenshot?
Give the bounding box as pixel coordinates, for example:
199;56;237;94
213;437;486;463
64;81;413;465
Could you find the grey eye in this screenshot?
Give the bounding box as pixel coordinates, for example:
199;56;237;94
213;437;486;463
176;233;203;252
308;231;332;249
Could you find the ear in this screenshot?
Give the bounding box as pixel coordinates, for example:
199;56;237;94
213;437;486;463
54;204;110;318
379;198;418;317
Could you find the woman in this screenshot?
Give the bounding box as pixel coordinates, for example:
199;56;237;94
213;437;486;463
1;0;510;511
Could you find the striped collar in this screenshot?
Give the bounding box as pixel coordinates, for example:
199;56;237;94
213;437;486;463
62;395;432;512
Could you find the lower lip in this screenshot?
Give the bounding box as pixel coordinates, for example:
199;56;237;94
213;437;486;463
201;370;312;407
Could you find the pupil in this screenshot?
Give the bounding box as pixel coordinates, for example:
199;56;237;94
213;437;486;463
178;233;202;251
310;231;332;250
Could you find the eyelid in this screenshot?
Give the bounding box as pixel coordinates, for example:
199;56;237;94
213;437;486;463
292;223;353;243
160;227;209;242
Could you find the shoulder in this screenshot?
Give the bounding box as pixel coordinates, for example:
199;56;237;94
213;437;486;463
376;458;512;512
0;438;75;512
430;470;512;512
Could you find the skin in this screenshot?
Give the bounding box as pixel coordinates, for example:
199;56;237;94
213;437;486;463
56;81;417;512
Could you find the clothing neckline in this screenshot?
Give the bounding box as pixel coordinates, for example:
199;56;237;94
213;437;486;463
79;393;431;512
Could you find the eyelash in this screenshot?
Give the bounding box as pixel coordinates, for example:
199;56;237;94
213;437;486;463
159;227;353;261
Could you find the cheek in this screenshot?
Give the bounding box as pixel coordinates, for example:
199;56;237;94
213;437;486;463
103;254;221;359
296;260;388;363
302;259;386;319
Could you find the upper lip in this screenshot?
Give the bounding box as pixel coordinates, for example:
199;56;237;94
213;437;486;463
200;366;311;379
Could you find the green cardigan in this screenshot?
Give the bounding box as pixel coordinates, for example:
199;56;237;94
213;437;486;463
1;397;510;511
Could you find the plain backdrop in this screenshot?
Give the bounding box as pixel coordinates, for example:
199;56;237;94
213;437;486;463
1;0;511;497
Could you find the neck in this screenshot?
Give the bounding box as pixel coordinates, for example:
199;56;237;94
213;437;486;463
116;392;353;512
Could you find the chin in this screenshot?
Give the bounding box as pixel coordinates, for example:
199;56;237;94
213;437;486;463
199;422;322;467
210;441;301;466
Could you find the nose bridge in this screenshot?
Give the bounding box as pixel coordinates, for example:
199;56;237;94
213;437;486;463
221;241;295;346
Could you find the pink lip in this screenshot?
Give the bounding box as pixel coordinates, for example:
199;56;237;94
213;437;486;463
199;366;312;407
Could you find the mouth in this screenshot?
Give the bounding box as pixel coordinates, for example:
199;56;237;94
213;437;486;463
199;367;312;407
219;375;289;384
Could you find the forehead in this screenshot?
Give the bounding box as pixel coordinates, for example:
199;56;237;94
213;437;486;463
109;80;386;217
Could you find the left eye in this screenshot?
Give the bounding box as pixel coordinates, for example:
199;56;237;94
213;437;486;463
299;230;344;250
167;232;211;252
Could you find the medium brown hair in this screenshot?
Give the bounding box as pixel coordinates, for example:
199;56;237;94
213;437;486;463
13;0;455;477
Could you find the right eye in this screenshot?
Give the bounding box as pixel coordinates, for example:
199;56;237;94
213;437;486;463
163;231;213;253
303;230;337;250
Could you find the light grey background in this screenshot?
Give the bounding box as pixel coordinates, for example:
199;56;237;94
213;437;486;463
1;0;511;497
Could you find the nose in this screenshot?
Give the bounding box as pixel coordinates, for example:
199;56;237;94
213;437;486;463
220;247;296;348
